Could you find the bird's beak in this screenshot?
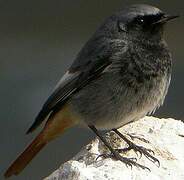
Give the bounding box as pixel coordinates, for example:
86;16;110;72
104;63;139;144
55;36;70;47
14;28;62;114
153;14;179;25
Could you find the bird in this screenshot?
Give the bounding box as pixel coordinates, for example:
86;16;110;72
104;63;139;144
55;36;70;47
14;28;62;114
4;4;178;178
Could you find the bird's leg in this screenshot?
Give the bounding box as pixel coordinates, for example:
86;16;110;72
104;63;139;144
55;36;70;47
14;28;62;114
88;125;150;170
113;129;160;166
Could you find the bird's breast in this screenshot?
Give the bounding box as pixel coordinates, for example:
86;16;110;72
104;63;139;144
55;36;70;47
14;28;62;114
69;70;171;130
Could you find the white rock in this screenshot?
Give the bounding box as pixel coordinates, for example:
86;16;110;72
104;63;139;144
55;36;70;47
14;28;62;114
44;116;184;180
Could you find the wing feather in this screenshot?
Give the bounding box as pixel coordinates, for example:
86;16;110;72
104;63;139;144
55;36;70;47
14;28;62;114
26;59;111;134
26;28;126;133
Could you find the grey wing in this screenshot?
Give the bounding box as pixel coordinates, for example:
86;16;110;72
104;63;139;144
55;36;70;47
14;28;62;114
26;26;126;134
26;58;111;134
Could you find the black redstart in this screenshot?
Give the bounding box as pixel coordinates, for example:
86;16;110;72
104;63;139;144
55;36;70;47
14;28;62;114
4;4;178;178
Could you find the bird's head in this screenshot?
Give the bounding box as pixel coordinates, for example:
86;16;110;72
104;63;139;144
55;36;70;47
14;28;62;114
99;4;179;43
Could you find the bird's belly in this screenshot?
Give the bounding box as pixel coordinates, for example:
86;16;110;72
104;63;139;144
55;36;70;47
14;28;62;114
69;73;170;130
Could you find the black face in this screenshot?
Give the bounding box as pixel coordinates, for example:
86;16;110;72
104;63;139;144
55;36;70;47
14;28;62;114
102;4;178;40
121;13;166;35
129;13;165;29
116;5;167;36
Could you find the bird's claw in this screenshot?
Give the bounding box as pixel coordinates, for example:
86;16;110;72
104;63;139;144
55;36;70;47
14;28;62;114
114;130;160;167
126;142;160;167
96;150;150;171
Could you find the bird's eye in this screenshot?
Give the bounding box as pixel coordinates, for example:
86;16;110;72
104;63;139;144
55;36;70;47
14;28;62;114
139;18;144;23
136;17;145;24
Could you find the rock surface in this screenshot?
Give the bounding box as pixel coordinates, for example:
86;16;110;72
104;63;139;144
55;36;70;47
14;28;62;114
44;116;184;180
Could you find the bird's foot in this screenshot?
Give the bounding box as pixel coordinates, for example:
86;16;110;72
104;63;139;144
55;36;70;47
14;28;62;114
114;130;160;167
96;150;150;171
117;144;159;166
89;125;155;171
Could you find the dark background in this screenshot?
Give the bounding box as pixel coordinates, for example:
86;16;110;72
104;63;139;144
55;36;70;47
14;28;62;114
0;0;183;179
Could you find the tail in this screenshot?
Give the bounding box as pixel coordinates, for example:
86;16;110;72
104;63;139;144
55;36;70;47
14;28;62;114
4;104;76;178
4;132;46;178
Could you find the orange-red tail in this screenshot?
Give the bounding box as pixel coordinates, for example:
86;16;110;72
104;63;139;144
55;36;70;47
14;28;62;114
4;104;76;178
4;132;46;178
